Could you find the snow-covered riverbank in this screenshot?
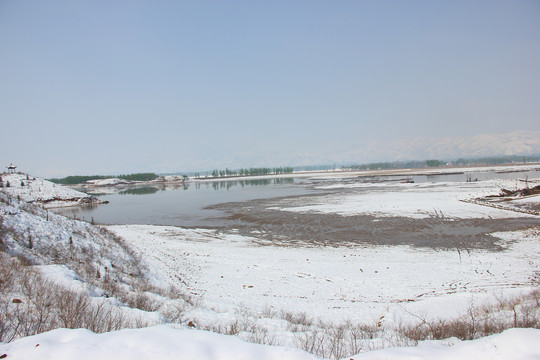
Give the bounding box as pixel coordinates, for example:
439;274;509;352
1;173;104;208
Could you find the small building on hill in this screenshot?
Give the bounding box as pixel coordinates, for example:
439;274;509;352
6;163;17;173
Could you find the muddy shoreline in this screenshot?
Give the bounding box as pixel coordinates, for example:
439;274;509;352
206;193;539;250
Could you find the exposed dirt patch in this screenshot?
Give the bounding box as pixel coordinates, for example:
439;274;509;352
207;194;539;250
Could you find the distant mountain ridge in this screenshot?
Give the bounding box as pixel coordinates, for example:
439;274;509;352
343;130;540;163
170;130;540;174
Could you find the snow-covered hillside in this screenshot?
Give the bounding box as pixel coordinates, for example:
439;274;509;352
0;172;103;208
0;191;172;331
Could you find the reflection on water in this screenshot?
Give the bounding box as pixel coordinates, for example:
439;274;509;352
198;177;295;191
119;187;160;195
111;178;297;195
52;177;304;227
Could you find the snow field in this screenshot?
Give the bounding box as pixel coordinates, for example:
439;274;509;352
280;179;538;219
109;224;540;326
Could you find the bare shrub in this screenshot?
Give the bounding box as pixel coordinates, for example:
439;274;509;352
349;323;379;354
294;329;327;357
531;289;540;307
0;252;18;293
480;317;507;336
166;286;199;307
0;258;57;341
246;325;277;346
198;318;279;347
0;300;13;342
291;320;388;359
0;249;145;342
161;303;187;323
280;310;314;327
514;303;540;328
0;217;6;251
400;318;473;342
86;303;130;333
125;291;158;312
213;319;242;335
326;322;348;359
56;289;92;328
398;289;540;344
100;276;124;299
261;305;278;319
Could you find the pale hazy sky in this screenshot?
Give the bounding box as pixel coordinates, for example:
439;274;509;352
1;1;539;177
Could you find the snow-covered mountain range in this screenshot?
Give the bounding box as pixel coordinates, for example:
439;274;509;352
214;130;540;171
341;130;540;164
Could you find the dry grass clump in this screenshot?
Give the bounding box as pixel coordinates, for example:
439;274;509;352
291;320;397;359
198;318;278;346
0;252;148;343
280;310;314;327
195;289;540;360
186;307;392;359
286;291;540;359
398;290;540;343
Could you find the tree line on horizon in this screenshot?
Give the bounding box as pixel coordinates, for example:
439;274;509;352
345;159;445;171
47;154;539;185
193;167;295;179
452;154;540;166
344;155;540;171
49;173;160;185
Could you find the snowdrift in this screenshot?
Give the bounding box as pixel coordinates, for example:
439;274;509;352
1;325;539;360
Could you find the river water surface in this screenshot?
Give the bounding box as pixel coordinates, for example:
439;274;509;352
52;168;539;249
54;178;313;227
